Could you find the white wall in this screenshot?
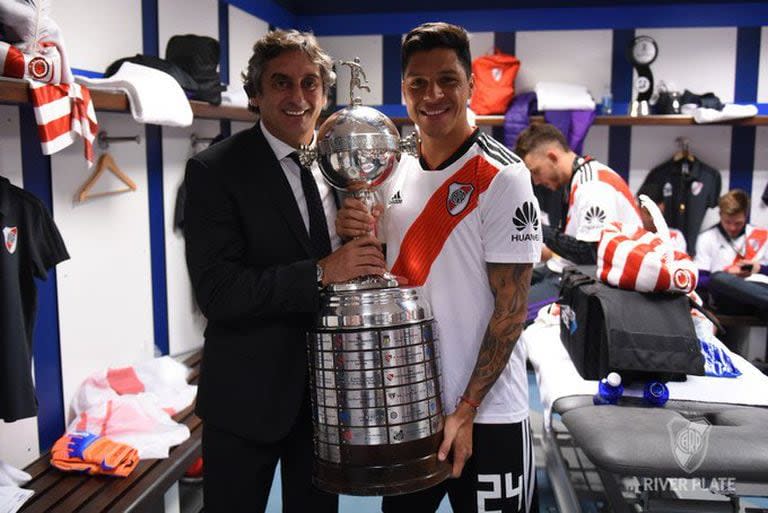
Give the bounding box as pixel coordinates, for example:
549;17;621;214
56;0;142;73
319;36;383;106
162;122;220;356
0;106;40;468
158;0;219;59
52;113;155;419
582;125;610;165
228;4;270;86
515;29;612;101
634;27;737;104
758;27;768;104
752;127;768;228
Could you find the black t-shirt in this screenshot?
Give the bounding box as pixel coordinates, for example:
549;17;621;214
0;176;69;421
640;158;721;255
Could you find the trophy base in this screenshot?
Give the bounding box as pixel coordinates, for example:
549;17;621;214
326;272;399;292
629;100;651;117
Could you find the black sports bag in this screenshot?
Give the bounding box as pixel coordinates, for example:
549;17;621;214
558;267;704;383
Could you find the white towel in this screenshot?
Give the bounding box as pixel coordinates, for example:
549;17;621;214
0;462;32;513
534;81;596;111
692;103;758;124
0;486;33;513
221;84;249;109
76;62;192;127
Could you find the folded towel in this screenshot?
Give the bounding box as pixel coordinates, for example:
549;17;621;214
76;62;193;127
51;432;139;477
535;81;595;111
692;103;758;124
221;84;249;109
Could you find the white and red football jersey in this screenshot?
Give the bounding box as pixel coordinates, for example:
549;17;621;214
381;131;541;423
695;224;768;272
565;158;641;242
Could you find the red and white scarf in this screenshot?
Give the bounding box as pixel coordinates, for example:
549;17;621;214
27;79;98;165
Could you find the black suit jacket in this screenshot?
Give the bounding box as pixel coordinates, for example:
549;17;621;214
184;124;322;442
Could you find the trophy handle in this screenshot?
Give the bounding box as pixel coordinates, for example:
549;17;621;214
298;144;317;168
399;133;420;157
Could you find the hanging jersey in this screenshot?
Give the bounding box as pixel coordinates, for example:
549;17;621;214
1;177;70;422
641;158;722;254
695;224;768;272
382;130;541;423
565;158;641;242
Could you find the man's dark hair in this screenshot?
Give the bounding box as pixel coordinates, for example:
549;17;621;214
513;123;570;160
241;29;335;113
401;22;471;78
637;181;664;205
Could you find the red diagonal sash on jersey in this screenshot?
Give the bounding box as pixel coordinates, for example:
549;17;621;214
731;227;768;265
565;168;640;231
391;156;499;286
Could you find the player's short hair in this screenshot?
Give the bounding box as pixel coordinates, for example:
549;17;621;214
719;189;749;216
514;123;570;159
637;181;664;205
401;22;471;78
242;29;336;113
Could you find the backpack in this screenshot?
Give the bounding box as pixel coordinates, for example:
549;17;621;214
166;35;224;105
469;50;520;115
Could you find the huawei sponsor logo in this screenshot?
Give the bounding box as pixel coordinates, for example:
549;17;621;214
511;201;540;242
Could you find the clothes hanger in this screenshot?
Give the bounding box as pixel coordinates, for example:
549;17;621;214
672;136;695;162
77;152;138;202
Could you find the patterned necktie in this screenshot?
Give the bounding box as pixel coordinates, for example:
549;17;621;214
289;152;332;258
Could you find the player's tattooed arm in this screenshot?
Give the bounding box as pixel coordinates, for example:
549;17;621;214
463;262;533;404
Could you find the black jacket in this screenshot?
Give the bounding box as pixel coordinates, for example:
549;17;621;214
184;124;322;442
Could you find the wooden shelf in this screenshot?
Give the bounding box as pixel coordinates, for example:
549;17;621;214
2;80;766;126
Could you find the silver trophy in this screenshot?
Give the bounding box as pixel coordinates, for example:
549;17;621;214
300;58;418;291
303;58;451;496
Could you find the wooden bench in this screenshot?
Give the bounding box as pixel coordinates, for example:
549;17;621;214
19;351;202;513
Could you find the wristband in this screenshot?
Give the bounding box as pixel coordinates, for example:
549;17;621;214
458;395;480;412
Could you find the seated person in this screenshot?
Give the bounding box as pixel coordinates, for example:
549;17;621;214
515;124;641;315
695;189;768;317
636;181;687;254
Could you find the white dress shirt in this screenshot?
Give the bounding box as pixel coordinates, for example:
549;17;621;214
260;120;341;251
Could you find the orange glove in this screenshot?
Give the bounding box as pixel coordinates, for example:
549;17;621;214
51;432;139;477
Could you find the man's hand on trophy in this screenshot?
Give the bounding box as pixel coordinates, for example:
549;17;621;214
335;197;384;240
318;235;386;286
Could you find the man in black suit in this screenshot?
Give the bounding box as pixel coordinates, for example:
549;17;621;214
184;29;386;513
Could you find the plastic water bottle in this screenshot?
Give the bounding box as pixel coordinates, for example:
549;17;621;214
643;381;669;407
593;372;623;405
601;88;613;115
